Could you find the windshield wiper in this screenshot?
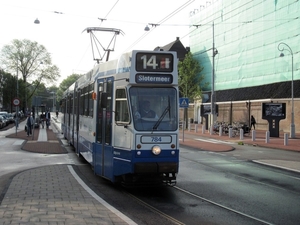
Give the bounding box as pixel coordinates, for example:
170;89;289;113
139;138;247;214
152;97;170;131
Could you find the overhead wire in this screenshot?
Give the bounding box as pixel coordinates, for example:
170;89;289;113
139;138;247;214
75;0;120;69
124;0;195;52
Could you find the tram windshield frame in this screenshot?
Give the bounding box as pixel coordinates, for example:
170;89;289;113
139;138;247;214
129;87;178;131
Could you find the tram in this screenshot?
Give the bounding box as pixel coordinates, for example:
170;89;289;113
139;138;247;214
61;50;179;186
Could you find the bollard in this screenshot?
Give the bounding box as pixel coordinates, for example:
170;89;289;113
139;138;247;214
252;130;256;141
229;127;233;138
195;124;198;133
210;126;213;135
240;129;244;140
284;133;288;146
202;125;205;134
219;126;222;136
265;131;270;143
188;123;191;131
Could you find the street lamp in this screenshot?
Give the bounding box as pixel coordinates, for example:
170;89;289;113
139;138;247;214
277;42;295;138
211;21;218;134
144;23;160;31
50;92;55;112
50;91;56;112
193;22;218;134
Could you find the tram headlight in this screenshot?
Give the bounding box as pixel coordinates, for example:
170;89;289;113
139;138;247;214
152;145;161;155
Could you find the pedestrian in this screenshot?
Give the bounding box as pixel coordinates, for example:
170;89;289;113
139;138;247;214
46;109;51;128
250;115;256;130
26;113;34;136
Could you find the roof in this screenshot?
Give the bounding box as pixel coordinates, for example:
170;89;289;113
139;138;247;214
154;37;188;61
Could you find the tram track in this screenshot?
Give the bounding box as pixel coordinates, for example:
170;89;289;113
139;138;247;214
173;186;273;225
123;183;274;225
180;153;300;195
74;150;299;225
124;191;185;225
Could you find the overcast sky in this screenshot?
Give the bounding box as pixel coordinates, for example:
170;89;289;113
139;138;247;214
1;0;201;84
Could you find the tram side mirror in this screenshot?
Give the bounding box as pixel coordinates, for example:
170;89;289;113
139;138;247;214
100;92;108;108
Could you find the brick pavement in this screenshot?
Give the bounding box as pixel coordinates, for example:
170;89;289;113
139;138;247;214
180;124;300;152
0;165;133;225
6;127;67;154
1;121;137;225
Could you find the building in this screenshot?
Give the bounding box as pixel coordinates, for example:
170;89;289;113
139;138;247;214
189;0;300;135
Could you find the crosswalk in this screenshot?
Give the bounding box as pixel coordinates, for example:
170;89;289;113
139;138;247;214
13;140;25;145
0;128;47;146
0;140;24;146
195;138;233;145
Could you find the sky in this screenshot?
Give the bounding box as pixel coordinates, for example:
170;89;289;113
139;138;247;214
1;0;202;85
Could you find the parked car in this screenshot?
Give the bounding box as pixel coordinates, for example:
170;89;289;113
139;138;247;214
0;112;9;126
1;115;9;126
0;116;6;128
7;113;15;123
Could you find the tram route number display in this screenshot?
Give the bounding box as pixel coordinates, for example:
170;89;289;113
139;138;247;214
136;53;174;72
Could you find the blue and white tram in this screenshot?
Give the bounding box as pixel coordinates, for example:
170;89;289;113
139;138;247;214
61;50;179;186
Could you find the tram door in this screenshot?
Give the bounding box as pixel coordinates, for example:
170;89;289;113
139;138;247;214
94;78;113;180
74;89;80;155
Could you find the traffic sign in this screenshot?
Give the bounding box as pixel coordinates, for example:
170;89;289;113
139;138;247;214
179;98;189;108
13;98;20;106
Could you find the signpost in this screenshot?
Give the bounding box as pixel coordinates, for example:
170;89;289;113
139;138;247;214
13;97;20;135
179;98;189;142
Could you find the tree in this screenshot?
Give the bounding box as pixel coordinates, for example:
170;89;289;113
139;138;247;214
56;74;81;102
178;51;206;101
178;51;206;128
0;39;60;111
0;70;15;111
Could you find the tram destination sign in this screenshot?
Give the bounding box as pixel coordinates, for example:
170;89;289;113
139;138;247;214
135;74;173;84
135;53;174;72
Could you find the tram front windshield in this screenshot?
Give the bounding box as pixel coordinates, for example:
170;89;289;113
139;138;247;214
129;87;178;131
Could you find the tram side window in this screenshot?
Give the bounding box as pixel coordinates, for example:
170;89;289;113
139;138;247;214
88;83;94;117
70;96;73;114
115;88;129;124
84;86;89;116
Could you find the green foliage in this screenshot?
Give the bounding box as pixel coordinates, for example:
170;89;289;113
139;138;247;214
0;69;26;111
56;74;81;101
0;39;60;109
178;52;207;102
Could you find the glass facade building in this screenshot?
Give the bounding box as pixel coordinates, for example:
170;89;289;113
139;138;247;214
189;0;299;133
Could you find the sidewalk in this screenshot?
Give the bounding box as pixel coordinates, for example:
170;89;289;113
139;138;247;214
1;121;299;224
6;126;67;154
1;121;137;225
179;124;300;173
179;124;300;152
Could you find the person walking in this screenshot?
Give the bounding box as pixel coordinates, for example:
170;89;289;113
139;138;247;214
26;113;34;136
46;110;51;128
250;115;256;130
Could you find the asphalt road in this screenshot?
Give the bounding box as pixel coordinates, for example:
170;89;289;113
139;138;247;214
1;119;300;224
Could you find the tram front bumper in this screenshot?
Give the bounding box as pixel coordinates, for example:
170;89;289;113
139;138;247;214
134;162;178;174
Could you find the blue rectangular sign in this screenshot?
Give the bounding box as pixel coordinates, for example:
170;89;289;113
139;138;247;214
179;98;189;108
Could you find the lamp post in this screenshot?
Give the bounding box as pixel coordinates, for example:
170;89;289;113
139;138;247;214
193;22;218;134
15;60;19;135
210;22;218;134
277;42;295;138
50;92;55;112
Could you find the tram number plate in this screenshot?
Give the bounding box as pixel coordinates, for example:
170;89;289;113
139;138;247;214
141;136;171;143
